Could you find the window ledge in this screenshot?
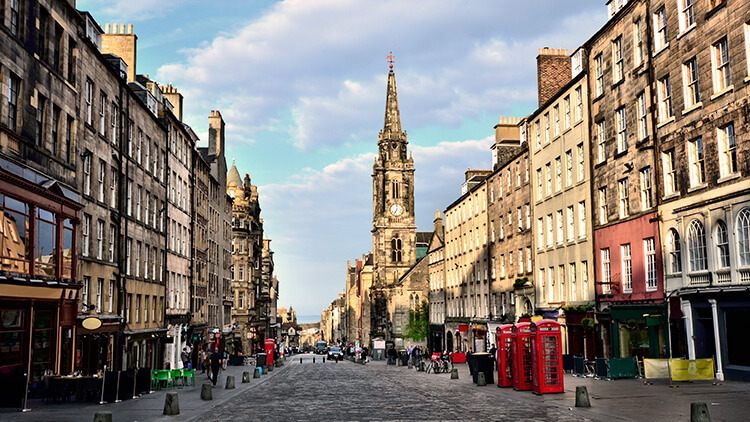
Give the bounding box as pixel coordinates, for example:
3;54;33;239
676;24;697;40
710;85;734;101
611;78;625;89
687;183;708;193
682;102;703;116
614;149;628;159
663;192;680;201
745;76;750;84
657;116;675;129
653;43;670;58
717;173;740;184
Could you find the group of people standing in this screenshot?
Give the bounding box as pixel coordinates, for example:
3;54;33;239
179;339;226;386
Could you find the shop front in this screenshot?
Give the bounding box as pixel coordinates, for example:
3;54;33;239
597;305;667;360
75;313;121;375
673;290;750;381
428;324;444;353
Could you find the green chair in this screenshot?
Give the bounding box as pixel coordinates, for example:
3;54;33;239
154;370;172;390
183;369;195;386
171;369;184;388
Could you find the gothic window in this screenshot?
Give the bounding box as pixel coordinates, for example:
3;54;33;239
391;236;402;263
668;228;682;274
391;181;400;199
687;219;707;272
716;220;730;269
738;209;750;266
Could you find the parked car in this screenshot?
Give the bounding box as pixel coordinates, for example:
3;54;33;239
327;346;344;361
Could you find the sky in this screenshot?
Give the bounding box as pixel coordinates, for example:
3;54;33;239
78;0;607;321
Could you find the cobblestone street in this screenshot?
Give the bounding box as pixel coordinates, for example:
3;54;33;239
3;355;750;421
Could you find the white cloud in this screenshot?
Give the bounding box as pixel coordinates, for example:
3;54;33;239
157;0;606;151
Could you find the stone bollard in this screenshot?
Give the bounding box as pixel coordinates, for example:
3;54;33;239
300;357;303;364
477;372;487;386
253;367;261;378
242;371;250;383
575;386;591;408
313;357;316;363
267;364;274;372
163;392;180;415
419;361;425;372
225;375;235;389
323;357;326;363
92;411;112;422
451;368;459;380
408;360;413;369
690;402;711;422
200;383;213;401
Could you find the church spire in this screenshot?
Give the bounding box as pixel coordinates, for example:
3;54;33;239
381;51;405;142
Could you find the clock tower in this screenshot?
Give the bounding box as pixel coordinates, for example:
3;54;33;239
371;54;416;288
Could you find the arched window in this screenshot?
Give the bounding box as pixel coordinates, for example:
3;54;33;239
687;220;707;272
716;220;730;269
668;228;682;274
391;236;402;263
738;208;750;266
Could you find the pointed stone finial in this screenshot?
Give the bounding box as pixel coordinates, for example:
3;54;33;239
387;51;394;70
435;210;440;220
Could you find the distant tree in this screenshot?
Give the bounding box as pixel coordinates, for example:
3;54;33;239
404;301;429;341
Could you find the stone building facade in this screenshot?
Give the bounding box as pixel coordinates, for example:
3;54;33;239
586;0;666;360
227;161;263;353
192;148;210;342
443;170;491;353
526;64;596;357
486;119;535;349
651;0;750;381
0;0;83;404
427;212;445;352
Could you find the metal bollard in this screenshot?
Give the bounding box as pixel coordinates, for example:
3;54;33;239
575;386;591;408
313;357;316;363
92;411;113;422
162;392;180;415
323;357;326;363
300;357;303;364
690;402;711;422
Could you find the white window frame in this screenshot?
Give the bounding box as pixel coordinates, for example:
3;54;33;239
633;18;643;67
615;107;627;154
711;37;731;93
601;249;611;294
657;76;673;122
618;178;629;219
717;123;737;178
567;205;575;242
595;54;604;96
640;167;652;210
578;201;587;239
653;7;668;52
687;137;705;187
597;120;606;163
598;188;608;225
637;91;648;140
612;36;624;83
621;243;632;293
678;0;695;33
683;57;701;108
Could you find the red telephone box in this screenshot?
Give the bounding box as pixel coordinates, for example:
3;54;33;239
495;324;514;387
264;338;276;366
511;322;533;391
530;320;564;394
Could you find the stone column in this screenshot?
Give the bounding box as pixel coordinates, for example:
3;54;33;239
681;299;696;360
708;299;724;381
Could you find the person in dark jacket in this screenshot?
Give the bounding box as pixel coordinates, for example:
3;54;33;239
210;345;223;386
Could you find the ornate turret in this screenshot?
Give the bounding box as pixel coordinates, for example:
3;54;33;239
227;160;242;188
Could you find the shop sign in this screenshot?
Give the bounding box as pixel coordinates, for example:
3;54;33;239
81;316;102;331
458;324;469;333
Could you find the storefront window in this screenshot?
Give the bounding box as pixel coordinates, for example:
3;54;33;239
35;208;57;276
31;307;57;380
0;307;25;375
0;194;31;275
62;219;74;279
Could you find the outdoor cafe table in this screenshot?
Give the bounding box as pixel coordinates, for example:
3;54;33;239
45;375;101;402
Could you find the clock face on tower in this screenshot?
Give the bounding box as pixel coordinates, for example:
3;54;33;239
390;203;404;216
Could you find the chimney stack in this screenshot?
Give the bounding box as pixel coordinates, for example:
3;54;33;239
433;210;443;238
536;47;571;107
162;84;184;121
492;116;523;170
101;23;138;83
208;110;225;158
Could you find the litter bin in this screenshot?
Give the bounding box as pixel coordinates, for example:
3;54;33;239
256;352;267;368
472;352;494;385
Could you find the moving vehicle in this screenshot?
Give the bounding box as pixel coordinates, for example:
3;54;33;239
315;340;328;354
327;346;344;361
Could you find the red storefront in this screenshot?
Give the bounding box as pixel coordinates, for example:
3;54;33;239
594;212;667;359
0;162;82;407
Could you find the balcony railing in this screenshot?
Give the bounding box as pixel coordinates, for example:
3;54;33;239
715;270;731;284
688;272;710;286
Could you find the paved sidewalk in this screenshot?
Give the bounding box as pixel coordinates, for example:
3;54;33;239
0;361;289;422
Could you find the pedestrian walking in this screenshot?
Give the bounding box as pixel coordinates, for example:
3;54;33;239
210;345;223;386
181;347;190;369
